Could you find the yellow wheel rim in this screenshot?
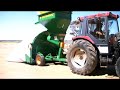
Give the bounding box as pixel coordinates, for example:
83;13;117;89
36;55;41;65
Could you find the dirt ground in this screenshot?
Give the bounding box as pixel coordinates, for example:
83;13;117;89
0;42;119;79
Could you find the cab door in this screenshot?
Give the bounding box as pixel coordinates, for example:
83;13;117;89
87;17;109;54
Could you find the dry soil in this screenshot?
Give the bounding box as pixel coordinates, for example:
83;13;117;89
0;42;119;79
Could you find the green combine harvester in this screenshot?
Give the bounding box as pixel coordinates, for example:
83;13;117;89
25;11;72;65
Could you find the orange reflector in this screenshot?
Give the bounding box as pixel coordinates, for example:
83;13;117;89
60;42;64;48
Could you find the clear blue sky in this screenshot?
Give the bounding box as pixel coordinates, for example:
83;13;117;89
0;11;120;40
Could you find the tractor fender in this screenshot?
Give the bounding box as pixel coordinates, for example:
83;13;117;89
72;36;95;44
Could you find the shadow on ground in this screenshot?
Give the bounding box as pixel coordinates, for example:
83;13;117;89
92;65;117;76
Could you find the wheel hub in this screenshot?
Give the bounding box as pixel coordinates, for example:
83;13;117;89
71;48;87;68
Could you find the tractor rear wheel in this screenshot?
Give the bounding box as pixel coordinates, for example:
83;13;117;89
66;39;97;75
115;57;120;78
35;54;45;66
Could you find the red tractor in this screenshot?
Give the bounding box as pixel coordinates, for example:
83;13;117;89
64;12;120;77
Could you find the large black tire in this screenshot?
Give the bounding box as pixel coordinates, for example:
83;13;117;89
66;39;97;75
115;57;120;78
35;54;45;66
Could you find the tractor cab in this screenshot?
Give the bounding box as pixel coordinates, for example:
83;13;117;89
72;12;119;54
78;12;119;42
64;12;119;55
